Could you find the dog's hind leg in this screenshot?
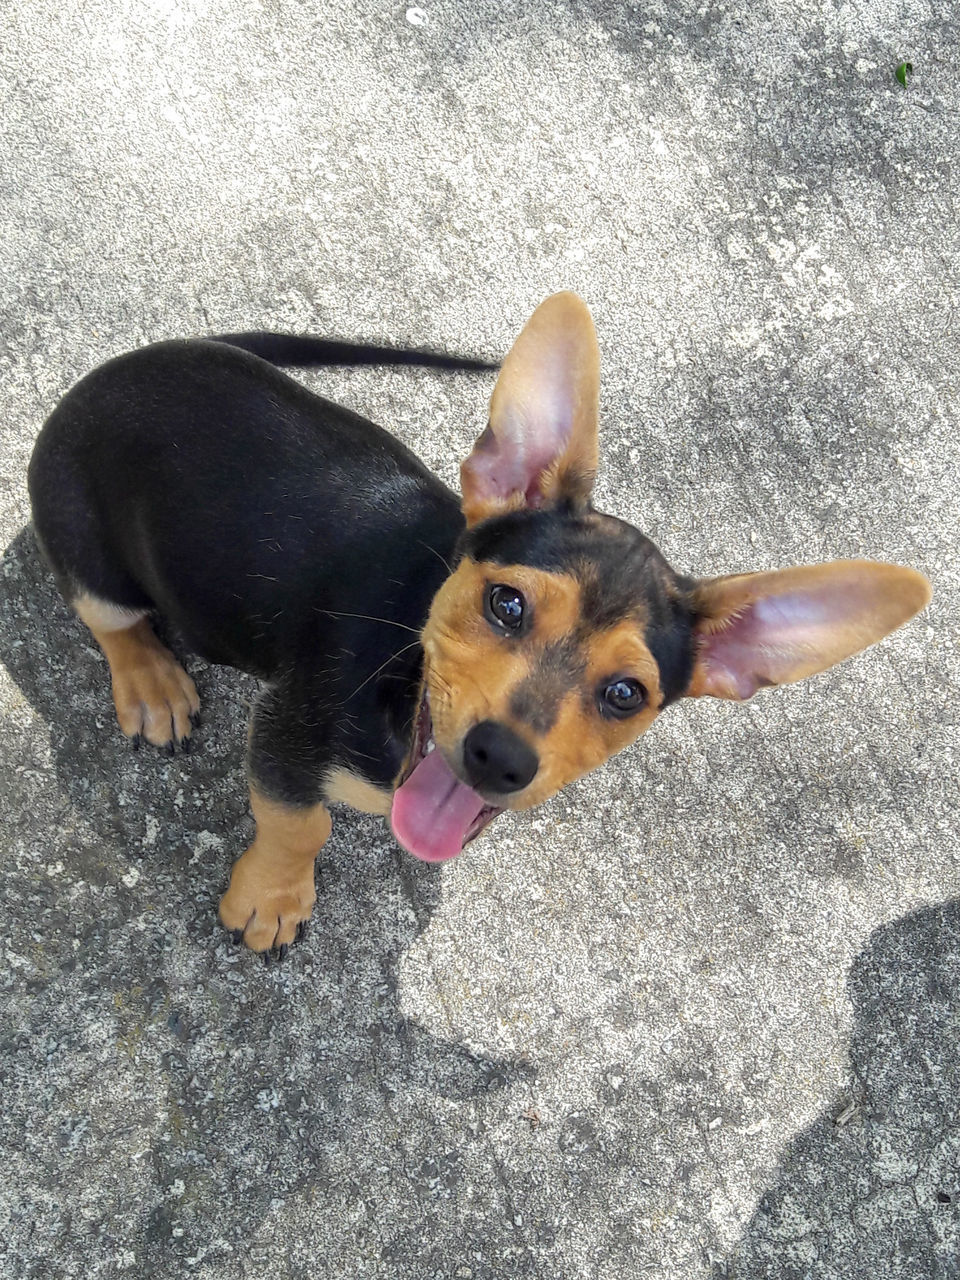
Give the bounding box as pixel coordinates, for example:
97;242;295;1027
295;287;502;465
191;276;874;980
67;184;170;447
30;427;201;752
72;594;200;752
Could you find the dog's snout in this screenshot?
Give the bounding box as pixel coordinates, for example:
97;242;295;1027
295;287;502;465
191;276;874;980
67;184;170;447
462;720;539;795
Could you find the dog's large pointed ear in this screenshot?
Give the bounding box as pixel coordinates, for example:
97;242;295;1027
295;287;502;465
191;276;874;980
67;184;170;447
686;560;931;700
460;292;600;526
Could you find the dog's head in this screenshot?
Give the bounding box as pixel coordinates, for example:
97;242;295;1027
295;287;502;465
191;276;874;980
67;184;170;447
391;293;931;862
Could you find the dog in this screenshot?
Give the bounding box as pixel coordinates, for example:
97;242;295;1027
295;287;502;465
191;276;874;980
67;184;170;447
27;293;932;956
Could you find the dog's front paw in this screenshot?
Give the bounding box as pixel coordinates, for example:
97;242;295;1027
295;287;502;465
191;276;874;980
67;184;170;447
218;842;316;955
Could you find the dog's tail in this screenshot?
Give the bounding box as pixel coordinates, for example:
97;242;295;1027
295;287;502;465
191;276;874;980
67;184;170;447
209;332;498;372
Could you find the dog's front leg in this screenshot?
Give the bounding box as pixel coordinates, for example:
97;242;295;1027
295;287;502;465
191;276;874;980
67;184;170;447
219;684;335;954
218;785;330;955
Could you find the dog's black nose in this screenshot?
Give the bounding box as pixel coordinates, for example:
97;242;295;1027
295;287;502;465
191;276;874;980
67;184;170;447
462;720;539;795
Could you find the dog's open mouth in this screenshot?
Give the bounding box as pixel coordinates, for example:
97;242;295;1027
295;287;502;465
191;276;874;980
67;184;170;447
390;690;502;862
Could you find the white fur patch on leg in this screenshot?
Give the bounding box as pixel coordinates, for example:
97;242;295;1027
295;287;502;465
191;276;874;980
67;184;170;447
73;593;148;633
322;766;392;816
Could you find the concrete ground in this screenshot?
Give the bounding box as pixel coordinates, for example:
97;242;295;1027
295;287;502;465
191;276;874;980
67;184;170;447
1;1;958;1276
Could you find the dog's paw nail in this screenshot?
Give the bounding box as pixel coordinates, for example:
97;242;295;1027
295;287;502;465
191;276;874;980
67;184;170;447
295;920;307;942
165;740;175;756
131;733;142;751
189;711;202;728
179;736;191;753
277;944;288;962
229;928;244;945
262;949;273;966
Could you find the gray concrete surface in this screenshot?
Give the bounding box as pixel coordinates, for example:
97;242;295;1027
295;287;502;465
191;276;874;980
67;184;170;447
1;1;958;1276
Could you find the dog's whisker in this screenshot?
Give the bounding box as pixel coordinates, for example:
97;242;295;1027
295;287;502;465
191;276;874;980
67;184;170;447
418;539;453;575
316;608;421;635
344;640;421;701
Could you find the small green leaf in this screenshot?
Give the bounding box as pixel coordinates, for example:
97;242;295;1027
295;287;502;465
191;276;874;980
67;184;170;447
895;61;913;87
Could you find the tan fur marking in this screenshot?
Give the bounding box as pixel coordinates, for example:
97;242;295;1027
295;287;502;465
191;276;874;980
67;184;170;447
511;618;664;809
81;610;199;747
583;618;663;710
421;559;667;810
422;560;584;763
323;766;392;816
218;786;331;951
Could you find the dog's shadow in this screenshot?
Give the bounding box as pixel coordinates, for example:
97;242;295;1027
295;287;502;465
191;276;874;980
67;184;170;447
1;525;532;1267
726;898;960;1277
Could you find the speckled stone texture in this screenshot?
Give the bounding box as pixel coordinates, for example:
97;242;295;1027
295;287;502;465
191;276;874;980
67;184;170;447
1;2;958;1277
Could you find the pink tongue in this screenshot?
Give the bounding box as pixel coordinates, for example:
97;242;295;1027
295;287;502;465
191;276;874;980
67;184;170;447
391;748;487;862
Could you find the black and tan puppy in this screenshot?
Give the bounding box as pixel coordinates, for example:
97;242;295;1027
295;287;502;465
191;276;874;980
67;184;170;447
28;294;931;954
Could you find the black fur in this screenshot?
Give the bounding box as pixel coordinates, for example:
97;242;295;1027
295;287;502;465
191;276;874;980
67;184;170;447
28;337;473;803
211;332;498;372
510;637;586;734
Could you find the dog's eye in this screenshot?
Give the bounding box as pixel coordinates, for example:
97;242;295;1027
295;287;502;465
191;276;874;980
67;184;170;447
486;584;526;633
601;678;647;718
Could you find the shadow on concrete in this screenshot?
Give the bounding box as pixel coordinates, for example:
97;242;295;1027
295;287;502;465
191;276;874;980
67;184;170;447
725;899;960;1279
0;525;534;1275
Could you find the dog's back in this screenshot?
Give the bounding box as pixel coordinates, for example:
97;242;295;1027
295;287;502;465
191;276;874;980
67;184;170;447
29;337;463;677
